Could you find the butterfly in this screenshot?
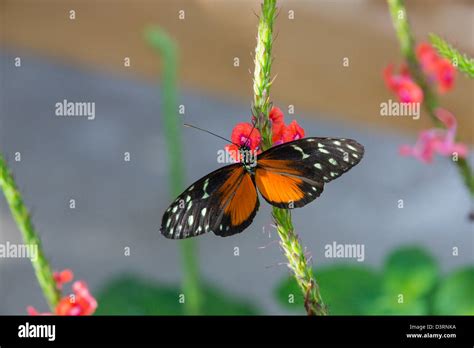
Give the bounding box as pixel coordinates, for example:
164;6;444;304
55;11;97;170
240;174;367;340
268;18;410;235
161;129;364;239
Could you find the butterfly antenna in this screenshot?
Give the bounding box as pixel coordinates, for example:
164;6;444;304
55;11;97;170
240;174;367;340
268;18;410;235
244;119;258;148
183;123;239;146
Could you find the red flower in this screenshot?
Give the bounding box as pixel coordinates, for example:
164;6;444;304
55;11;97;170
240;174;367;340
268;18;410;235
416;43;455;93
383;64;424;103
53;269;73;290
226;107;306;157
27;269;97;316
55;281;97;316
225;122;261;161
269;107;285;144
282;120;305;143
399;108;468;163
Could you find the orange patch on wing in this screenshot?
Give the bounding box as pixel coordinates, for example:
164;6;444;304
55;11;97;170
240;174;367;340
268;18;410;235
224;173;258;226
255;168;305;203
217;167;245;199
257;159;302;175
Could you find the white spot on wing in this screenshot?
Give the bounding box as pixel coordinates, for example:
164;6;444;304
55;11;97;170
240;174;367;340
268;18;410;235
346;144;357;151
292;145;309;159
202;179;210;199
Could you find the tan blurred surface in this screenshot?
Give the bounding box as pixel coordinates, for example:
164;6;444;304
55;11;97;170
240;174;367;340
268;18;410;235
1;0;473;141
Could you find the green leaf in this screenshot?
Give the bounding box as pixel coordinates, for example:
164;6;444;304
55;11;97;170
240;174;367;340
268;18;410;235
383;246;438;301
95;275;259;315
368;294;429;315
275;265;382;315
433;267;474;315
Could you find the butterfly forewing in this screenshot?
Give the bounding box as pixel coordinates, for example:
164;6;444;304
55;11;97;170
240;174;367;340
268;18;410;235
256;137;364;208
160;164;259;239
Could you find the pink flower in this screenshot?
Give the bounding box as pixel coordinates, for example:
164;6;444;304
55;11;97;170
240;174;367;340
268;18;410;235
55;281;97;316
225;122;261;161
399;108;468;163
53;269;73;290
383;64;424;103
282;120;305;143
27;269;97;316
269;107;285;144
417;43;455;93
226;107;306;156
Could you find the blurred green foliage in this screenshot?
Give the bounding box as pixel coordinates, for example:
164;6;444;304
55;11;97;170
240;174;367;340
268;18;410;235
433;268;474;315
95;275;259;315
275;245;473;315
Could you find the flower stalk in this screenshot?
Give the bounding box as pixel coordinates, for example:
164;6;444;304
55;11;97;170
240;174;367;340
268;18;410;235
387;0;474;197
146;27;202;314
253;0;327;315
0;153;60;311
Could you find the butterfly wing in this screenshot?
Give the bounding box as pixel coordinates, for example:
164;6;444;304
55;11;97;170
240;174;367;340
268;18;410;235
255;137;364;208
161;164;259;239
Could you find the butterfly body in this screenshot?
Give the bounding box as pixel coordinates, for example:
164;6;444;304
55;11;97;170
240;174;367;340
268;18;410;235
161;137;364;239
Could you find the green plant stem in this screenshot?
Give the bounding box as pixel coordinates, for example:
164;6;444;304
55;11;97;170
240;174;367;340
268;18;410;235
253;0;327;316
146;28;201;315
388;0;474;197
0;154;60;311
430;34;474;78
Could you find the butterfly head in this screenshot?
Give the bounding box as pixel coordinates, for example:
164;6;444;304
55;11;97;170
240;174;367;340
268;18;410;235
239;145;258;171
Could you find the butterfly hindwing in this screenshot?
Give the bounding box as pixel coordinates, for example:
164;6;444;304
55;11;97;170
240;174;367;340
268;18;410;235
213;169;259;237
160;164;259;239
256;137;364;208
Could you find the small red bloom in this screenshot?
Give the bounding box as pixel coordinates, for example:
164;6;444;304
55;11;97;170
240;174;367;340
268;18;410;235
282;120;305;143
399;108;468;163
53;269;73;290
55;281;97;316
416;43;455;93
383;64;424;103
269;107;285;144
225;122;261;161
27;269;97;316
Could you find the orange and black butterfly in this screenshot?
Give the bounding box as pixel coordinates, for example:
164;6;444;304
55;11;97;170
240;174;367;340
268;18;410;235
161;126;364;239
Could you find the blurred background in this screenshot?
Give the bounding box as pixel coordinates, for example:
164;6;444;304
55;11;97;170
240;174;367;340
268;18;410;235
0;0;473;315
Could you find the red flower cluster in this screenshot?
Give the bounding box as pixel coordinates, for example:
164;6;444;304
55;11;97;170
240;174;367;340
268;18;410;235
384;42;456;102
416;43;455;93
383;64;423;103
384;42;465;164
399;108;468;163
27;269;97;316
225;107;305;160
